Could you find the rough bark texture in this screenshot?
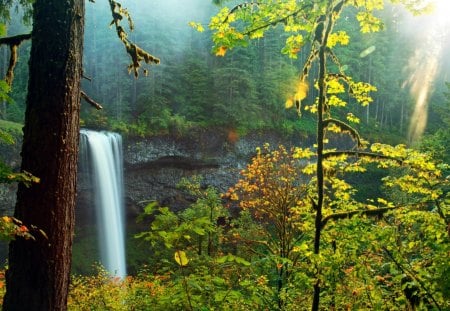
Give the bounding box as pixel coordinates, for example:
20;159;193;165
3;0;84;310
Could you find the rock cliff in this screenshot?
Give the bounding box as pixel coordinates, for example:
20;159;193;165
121;128;301;218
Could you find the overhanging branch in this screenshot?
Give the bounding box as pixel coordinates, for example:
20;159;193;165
108;0;160;78
0;33;32;85
323;118;362;148
320;202;432;229
323;150;403;164
321;206;396;229
223;2;313;37
0;33;32;46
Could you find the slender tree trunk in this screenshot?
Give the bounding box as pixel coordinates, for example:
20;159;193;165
375;101;379;123
3;0;84;310
311;1;341;306
312;42;326;311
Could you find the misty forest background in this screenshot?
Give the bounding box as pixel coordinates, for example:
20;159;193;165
2;0;449;147
0;0;449;310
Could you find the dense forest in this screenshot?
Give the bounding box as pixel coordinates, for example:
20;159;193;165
2;0;450;145
0;0;448;310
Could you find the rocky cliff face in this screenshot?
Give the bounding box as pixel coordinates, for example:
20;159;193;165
121;129;301;219
0;129;300;224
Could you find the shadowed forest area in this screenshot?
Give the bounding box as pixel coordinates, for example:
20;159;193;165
0;0;448;310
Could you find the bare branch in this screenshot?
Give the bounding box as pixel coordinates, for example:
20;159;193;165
0;33;32;46
80;91;103;110
0;33;32;85
323;118;362;148
82;73;92;82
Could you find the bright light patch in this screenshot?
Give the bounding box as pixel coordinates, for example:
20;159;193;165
359;45;376;58
431;0;450;22
405;0;450;143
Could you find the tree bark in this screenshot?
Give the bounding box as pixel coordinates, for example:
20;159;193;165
3;0;84;310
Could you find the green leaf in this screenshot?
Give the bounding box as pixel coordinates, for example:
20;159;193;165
143;201;158;215
234;255;251;266
212;276;226;286
174;250;189;266
192;227;206;235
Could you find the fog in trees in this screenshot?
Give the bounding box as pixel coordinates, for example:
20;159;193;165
0;1;448;310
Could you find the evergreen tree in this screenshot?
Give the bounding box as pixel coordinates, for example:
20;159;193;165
3;1;84;309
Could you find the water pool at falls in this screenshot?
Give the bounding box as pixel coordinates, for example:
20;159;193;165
79;129;127;277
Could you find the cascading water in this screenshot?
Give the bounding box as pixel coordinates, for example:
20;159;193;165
79;129;127;277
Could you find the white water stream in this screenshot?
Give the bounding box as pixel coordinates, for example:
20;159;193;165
80;129;127;277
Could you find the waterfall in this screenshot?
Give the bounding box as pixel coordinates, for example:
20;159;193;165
79;129;127;277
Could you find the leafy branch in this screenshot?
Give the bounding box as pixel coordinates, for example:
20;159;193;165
242;5;311;37
224;2;260;23
322;150;403;163
319;201;440;229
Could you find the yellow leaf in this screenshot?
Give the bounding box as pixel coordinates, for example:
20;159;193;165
174;250;189;266
188;21;205;32
295;80;309;102
346;113;360;124
227;13;236;23
215;46;227;57
285;98;294;109
377;198;388;206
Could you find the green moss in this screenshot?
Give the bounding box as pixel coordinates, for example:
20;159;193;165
0;120;23;135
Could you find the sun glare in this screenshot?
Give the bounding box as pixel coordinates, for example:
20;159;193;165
405;0;449;143
432;0;450;22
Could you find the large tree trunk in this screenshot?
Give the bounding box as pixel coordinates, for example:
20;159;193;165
3;0;84;310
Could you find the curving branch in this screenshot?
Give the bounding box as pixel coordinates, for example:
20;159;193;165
300;48;319;80
321;206;396;229
323;118;362;148
223;2;313;37
0;33;32;85
244;9;302;36
322;150;403;164
108;0;160;77
224;1;260;23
